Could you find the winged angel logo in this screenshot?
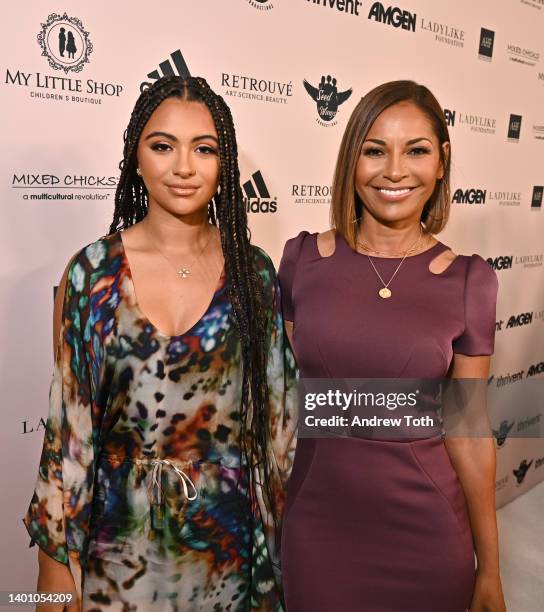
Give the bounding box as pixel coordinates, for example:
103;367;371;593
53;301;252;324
303;75;352;127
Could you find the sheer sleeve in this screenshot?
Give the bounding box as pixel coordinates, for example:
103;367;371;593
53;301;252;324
23;251;98;598
251;247;299;610
452;254;499;356
278;231;309;322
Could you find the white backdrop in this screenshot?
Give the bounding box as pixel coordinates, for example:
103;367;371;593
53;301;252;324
1;0;543;591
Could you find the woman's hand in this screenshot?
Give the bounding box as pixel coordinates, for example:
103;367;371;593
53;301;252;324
469;570;506;612
36;549;80;611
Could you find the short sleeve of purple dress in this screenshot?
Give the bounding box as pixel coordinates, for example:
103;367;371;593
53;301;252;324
278;231;498;612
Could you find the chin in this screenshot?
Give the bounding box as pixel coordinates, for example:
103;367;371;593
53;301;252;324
158;198;210;218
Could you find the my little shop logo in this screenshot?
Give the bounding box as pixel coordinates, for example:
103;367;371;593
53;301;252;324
303;75;353;127
5;13;122;105
37;13;93;74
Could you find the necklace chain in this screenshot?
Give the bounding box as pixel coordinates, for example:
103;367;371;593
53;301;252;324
362;227;424;299
146;225;214;280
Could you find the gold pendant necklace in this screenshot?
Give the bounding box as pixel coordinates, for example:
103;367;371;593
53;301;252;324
363;227;423;299
146;226;214;280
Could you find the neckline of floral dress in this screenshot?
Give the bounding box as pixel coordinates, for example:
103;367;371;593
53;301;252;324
116;230;227;340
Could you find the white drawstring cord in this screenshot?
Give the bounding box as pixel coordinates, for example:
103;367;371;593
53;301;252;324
148;458;198;505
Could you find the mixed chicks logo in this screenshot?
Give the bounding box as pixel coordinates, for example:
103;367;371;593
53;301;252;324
303;75;352;127
37;13;93;74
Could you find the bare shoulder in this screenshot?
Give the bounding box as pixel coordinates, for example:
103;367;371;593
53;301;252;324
316;229;336;258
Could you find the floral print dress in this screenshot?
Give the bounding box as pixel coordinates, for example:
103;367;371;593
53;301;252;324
23;232;297;611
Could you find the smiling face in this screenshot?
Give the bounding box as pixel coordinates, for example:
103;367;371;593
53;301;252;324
136;97;220;219
355;101;449;227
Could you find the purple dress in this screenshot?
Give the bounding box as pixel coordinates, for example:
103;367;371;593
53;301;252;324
278;231;498;612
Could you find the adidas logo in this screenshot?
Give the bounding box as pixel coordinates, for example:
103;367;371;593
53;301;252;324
243;171;277;213
140;49;191;92
532;186;543;209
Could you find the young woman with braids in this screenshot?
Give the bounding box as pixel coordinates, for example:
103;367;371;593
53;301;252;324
23;76;296;611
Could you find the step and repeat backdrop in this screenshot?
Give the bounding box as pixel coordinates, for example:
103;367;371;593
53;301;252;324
1;0;543;589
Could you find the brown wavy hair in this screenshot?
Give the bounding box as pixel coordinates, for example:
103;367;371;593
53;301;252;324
331;80;451;249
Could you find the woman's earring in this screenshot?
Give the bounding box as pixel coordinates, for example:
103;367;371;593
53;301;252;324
136;168;142;177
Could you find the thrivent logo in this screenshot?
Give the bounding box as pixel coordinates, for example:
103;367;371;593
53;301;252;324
243;171;277;213
452;188;486;204
368;3;417;31
507;114;522;141
303;75;352;127
531;186;543;209
37;12;93;74
478;27;495;60
141;49;190;92
306;0;363;16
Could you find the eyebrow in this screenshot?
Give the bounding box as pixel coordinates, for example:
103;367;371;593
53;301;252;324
144;131;218;144
364;137;433;146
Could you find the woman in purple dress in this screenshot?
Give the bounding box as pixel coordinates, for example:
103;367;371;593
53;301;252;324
278;81;506;612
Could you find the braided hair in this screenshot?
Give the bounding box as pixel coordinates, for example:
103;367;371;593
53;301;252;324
111;76;276;521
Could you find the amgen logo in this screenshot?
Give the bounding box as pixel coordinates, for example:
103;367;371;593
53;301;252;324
486;256;513;270
452;188;486;204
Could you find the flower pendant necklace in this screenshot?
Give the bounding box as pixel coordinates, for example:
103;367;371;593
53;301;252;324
146;227;214;280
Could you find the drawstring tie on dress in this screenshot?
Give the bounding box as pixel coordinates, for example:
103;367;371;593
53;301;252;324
148;458;198;505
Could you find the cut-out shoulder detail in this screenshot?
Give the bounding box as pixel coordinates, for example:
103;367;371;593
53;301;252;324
428;249;458;275
316;230;337;258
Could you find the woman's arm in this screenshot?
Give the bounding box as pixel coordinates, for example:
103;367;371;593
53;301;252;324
37;549;78;611
36;261;79;611
445;353;505;612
